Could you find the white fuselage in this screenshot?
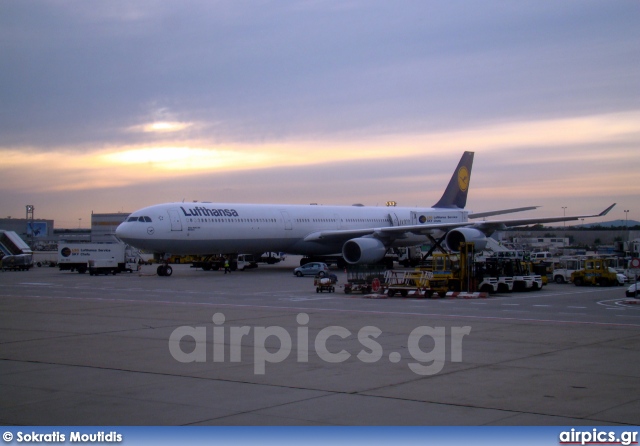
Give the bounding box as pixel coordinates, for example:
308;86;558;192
115;202;469;257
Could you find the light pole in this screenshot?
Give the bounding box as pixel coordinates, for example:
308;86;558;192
624;210;629;229
562;207;567;228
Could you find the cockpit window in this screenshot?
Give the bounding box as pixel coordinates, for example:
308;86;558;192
143;216;152;222
127;217;139;222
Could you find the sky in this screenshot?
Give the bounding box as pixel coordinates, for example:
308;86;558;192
1;0;639;229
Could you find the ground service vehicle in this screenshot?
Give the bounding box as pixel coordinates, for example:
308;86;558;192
553;257;583;284
191;255;231;271
571;258;621;287
58;243;139;274
383;270;433;297
397;246;424;267
0;230;33;271
1;254;33;271
482;258;515;292
509;259;543;291
414;243;482;295
236;254;258;270
315;274;338;293
259;252;285;264
531;262;550;286
191;253;268;271
89;259;120;275
343;265;385;294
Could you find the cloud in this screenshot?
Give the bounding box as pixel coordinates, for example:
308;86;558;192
2;111;638;200
1;1;638;148
0;1;639;225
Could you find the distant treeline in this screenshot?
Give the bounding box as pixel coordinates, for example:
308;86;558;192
515;225;640;231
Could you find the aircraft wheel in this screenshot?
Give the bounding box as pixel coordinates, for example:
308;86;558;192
157;265;173;276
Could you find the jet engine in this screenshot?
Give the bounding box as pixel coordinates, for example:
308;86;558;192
342;237;387;264
445;228;488;251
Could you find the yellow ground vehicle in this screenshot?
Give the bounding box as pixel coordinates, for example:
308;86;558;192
571;258;619;286
383;270;434;297
417;243;489;294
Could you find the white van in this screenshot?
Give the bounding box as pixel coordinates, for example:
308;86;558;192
530;252;552;260
236;254;258;271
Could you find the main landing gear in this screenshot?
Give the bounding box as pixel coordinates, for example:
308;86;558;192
157;262;173;277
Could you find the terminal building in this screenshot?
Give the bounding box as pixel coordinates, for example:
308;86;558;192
90;212;130;242
0;212;130;249
0;217;56;249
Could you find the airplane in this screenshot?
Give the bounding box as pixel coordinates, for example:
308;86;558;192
115;151;616;276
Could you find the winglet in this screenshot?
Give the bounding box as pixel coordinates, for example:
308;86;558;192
598;203;616;217
432;151;474;209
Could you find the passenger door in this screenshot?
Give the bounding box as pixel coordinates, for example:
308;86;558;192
167;209;183;231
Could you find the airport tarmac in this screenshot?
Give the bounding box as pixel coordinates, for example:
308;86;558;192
1;258;639;426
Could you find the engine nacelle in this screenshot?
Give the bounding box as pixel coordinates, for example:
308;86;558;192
342;237;387;264
445;228;488;252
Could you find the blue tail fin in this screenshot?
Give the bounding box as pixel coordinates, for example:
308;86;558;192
432;151;474;209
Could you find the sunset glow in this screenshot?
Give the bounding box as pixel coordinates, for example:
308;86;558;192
133;121;194;134
1;1;638;227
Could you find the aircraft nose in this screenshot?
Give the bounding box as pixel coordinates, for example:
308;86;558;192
115;222;131;241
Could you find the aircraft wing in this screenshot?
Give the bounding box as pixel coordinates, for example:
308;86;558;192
303;221;472;243
468;206;539;219
303;203;616;243
472;203;617;231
